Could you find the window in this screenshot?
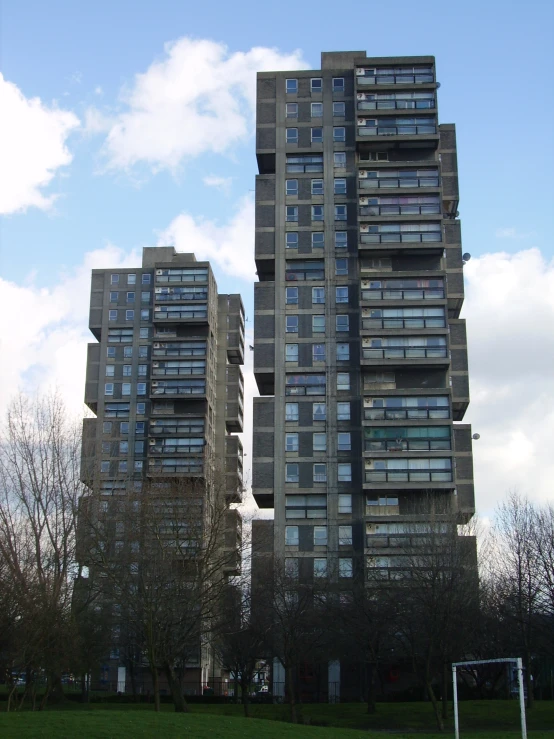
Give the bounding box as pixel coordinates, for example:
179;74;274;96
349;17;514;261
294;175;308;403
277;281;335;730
285;558;299;578
286;402;299;422
313;433;326;452
105;365;115;377
140;309;149;321
135;421;145;434
339;526;353;546
125;310;134;321
138;365;147;376
120;422;129;434
313;463;327;482
333;101;346;116
333;127;346;142
312;344;325;362
137;383;146;395
123;365;132;376
286;232;298;249
119;461;128;473
311;179;324;195
286;179;298;196
311;127;323;143
122;383;131;396
313;403;326;421
286;463;299;483
336;287;348;303
286;78;298;93
286;494;327;520
110;291;118;302
286;206;298;222
107;346;116;358
337;373;350;391
334;178;347;195
286;315;298;333
339;558;353;578
286;287;298;305
103;421;112;433
124;346;133;358
286;433;299;452
312;315;325;332
126;292;135;303
133;440;144;455
311;102;323;117
312;287;325;304
109;310;118;321
101;461;110;473
337;343;350;361
338;463;352;481
311;232;324;249
337;402;351;421
286;102;298;117
285;526;299;545
314;558;327;578
102;442;111;455
139;328;149;339
111;274;119;285
314;526;328;546
119;441;129;454
311;78;322;92
335;258;348;276
105;383;114;396
138;345;148;358
127;274;136;285
335;205;347;221
286;344;299;362
141;292;150;303
335;231;348;249
336;315;350;332
338;433;351;451
136;402;146;414
134;461;143;472
333;77;345;92
142;273;151;284
338;494;352;514
286;128;298;144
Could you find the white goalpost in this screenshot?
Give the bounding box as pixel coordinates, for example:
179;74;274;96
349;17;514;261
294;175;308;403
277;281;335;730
451;657;527;739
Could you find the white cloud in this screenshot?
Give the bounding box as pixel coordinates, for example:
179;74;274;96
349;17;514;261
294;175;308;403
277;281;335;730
157;195;255;281
463;248;554;512
203;174;233;193
0;74;80;215
94;86;103;96
90;38;307;172
495;227;534;239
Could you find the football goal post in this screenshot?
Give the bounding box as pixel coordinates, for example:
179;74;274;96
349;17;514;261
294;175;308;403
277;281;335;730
452;657;527;739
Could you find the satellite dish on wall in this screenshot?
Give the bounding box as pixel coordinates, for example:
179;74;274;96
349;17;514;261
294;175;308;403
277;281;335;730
472;433;480;440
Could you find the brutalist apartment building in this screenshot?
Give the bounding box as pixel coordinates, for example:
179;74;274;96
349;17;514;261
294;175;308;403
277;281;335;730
252;51;475;686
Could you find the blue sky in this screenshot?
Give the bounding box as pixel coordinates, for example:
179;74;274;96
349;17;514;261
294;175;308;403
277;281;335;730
1;0;553;513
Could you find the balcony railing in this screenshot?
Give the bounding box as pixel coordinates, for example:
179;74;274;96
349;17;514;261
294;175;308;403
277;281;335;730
357;99;435;110
150;426;205;434
357;74;434;86
362;347;448;360
152;367;206;376
360;232;441;244
150;445;204;454
365;470;452;483
360;204;441;216
364;408;450;421
153;348;206;357
362;288;445;300
362;317;446;330
154;309;207;319
358;125;436;137
154;292;208;301
149;462;204;474
365;439;452;452
151;385;206;395
359;176;439;190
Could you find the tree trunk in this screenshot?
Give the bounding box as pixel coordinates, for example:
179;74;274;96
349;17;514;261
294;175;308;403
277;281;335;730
241;677;250;718
6;684;17;712
441;661;448;721
367;662;377;714
39;680;51;711
80;674;89;703
165;664;188;713
425;677;444;732
524;654;534;710
285;665;298;724
234;675;240;704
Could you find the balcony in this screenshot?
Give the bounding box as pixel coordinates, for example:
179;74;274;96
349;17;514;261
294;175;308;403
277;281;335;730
153;305;208;321
152;363;206;377
286;155;323;173
151;380;206;396
148;459;204;475
149;439;205;454
364;396;451;421
356;67;435;86
358;169;439;190
361;308;446;330
152;341;207;358
362;345;448;361
285;261;325;281
357;92;436;111
361;278;445;301
364;459;453;484
357;117;437;139
155;268;208;284
150;418;205;434
359;196;441;217
154;287;208;301
360;223;442;245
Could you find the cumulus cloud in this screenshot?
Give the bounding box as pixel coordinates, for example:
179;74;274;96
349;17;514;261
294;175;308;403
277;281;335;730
157;195;255;281
463;248;554;511
89;38;307;172
495;227;534;239
0;74;80;215
203;174;233;193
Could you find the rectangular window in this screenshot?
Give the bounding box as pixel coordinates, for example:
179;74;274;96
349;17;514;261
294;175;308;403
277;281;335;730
335;231;348;249
134;461;143;472
286;402;299;422
333;127;346;142
314;558;327;578
286;206;298;222
119;441;128;454
335;205;347;221
285;558;299;579
105;365;115;377
126;292;135;303
313;463;327;482
110;274;119;285
338;494;352;514
137;383;146;395
124;346;133;358
312;315;325;332
127;274;136;285
138;345;148;358
105;383;114;396
337;373;350;391
141;292;150;303
140;309;149;321
286;315;298;333
339;526;353;546
286;179;298;196
135;421;145;434
103;421;112;433
122;383;131;396
333;77;345;92
107;346;116;358
125;310;134;321
335;258;348;276
120;422;129;434
311;78;323;92
312;343;325;362
110;291;118;302
336;287;348;303
285;526;299;545
109;310;117;321
286;232;298;249
334;153;346;170
311;102;323;117
136;402;146;415
311;127;323;143
312;287;325;304
139;328;149;339
286;344;299;362
313;432;326;452
339;558;353;578
336;315;350;332
338;433;351;451
314;526;328;546
286;128;298;144
286;433;299;452
286;287;298;304
123;365;132;376
286;79;298;94
286;102;298;117
134;440;144;454
334;178;347;195
313;403;326;421
337;402;351;421
333;101;346;116
138;365;147;376
101;461;110;473
311;232;324;249
118;461;128;473
141;273;151;284
337;343;350;361
312;205;324;221
286;463;299;483
311;179;324;195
